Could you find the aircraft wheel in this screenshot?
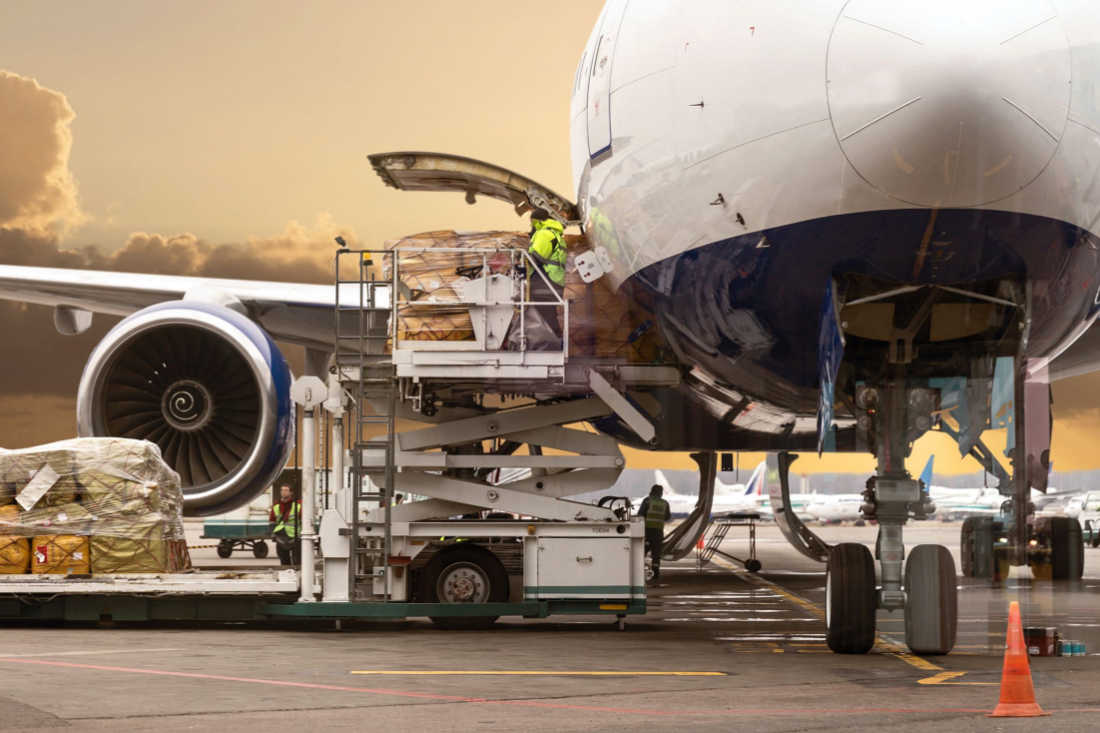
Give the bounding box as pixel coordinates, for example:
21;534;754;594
216;540;233;559
904;545;957;655
960;516;993;578
422;545;507;629
826;543;876;654
1050;516;1084;580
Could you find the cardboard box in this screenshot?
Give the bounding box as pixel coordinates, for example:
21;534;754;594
31;535;90;575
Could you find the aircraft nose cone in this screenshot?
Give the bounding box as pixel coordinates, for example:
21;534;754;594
827;0;1070;208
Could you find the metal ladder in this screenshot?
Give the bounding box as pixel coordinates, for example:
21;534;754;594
334;248;397;600
699;520;732;564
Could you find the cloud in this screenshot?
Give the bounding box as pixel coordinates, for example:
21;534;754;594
102;215;351;283
0;71;84;234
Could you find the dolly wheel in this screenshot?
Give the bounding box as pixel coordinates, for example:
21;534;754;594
252;541;269;559
216;540;233;559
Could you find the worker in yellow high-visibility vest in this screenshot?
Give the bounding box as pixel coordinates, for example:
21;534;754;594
269;484;301;566
527;208;567;342
638;485;670;581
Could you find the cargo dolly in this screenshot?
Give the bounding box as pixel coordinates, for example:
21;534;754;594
201;519;275;559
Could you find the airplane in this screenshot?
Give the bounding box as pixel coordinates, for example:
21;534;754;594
661;461;776;517
1;0;1100;656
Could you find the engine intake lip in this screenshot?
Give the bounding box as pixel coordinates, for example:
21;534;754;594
76;301;291;517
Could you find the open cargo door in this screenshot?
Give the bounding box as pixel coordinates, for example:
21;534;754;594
368;151;579;224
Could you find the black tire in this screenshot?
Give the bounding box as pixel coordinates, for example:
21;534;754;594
745;558;762;573
252;541;269;559
904;544;958;655
216;540;233;559
960;516;994;578
826;543;877;654
421;545;508;630
1050;516;1084;580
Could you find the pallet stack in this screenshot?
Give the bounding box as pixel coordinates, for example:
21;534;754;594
0;438;191;575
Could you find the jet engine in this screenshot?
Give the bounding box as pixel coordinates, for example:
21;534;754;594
76;301;295;516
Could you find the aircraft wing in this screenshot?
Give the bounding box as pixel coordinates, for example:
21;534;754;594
0;265;345;350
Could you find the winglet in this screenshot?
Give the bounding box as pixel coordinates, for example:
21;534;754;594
745;461;767;495
919;455;934;490
653;469;669;490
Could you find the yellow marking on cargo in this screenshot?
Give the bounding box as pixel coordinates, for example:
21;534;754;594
351;670;727;676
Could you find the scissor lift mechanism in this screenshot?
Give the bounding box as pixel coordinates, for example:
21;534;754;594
270;246;687;623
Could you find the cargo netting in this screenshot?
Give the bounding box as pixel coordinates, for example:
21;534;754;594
0;438;192;574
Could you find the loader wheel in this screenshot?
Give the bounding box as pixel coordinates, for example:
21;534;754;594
422;545;508;629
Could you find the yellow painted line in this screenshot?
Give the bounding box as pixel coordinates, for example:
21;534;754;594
351;670;727;676
918;671;997;686
707;554;948;676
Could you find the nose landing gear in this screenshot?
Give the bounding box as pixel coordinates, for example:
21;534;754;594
819;383;959;655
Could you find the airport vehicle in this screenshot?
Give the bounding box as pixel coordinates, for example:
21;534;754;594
0;0;1099;653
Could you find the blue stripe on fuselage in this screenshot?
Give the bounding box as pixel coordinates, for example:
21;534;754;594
629;208;1100;408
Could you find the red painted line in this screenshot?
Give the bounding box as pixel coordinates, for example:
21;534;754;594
0;658;1000;718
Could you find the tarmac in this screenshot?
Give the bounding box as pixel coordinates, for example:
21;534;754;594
0;521;1098;731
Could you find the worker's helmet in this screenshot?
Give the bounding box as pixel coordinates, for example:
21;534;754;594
650;484;663;497
530;207;551;223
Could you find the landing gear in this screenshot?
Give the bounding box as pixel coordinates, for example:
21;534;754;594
825;543;876;654
903;545;957;655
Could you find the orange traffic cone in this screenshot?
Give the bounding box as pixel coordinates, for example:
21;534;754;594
989;601;1048;717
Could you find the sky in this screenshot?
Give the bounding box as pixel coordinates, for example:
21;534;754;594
1;1;1100;478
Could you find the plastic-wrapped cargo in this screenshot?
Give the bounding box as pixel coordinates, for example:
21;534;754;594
0;506;29;574
0;438;190;574
380;229;665;361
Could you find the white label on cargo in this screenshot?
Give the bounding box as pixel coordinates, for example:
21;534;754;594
17;465;60;511
73;552;83;560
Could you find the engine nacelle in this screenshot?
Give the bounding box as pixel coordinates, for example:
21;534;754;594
76;301;294;516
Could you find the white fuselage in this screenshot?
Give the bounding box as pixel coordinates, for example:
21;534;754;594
571;0;1100;288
